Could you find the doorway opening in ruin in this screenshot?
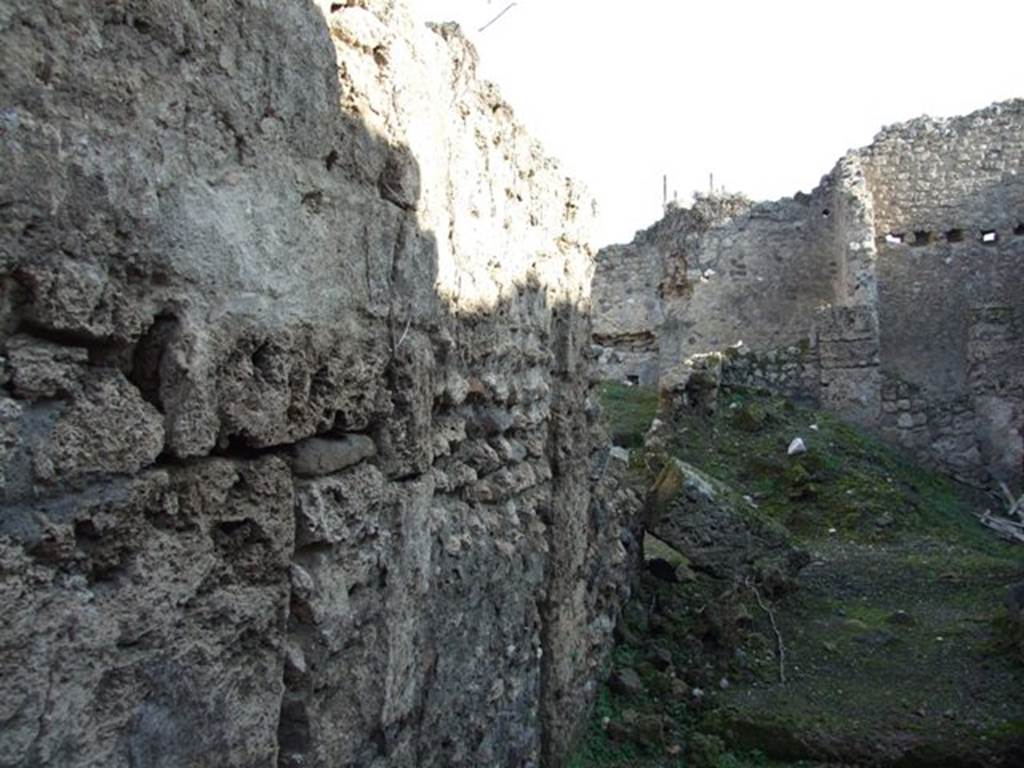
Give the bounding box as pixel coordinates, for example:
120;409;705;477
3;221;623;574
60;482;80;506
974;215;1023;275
946;228;965;243
1014;223;1024;236
913;231;932;246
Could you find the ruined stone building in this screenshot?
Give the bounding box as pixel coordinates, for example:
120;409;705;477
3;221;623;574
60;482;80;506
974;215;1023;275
593;100;1024;488
1;0;1021;764
0;2;641;766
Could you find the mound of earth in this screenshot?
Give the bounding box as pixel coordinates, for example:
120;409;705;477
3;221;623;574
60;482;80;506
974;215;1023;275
570;385;1023;768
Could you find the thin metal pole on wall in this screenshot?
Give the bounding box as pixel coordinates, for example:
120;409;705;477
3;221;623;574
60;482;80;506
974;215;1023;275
479;2;517;33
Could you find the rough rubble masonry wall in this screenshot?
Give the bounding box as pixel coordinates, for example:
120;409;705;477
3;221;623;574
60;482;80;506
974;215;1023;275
591;180;875;391
591;240;662;386
861;105;1024;486
0;2;640;766
593;101;1023;488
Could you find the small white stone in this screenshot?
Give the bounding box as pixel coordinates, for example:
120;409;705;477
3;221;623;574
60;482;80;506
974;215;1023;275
787;437;807;456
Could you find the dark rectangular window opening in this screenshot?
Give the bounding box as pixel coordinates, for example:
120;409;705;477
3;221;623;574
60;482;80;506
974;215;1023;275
981;230;999;244
912;231;932;246
945;228;964;243
625;375;639;387
885;233;905;245
1014;223;1024;236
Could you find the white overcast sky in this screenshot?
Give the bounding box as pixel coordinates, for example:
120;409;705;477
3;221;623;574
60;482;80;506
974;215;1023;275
410;1;1024;246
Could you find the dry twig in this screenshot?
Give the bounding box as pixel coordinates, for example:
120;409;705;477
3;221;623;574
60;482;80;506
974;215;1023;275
747;579;786;685
978;482;1024;544
979;509;1024;544
999;482;1023;520
395;315;412;353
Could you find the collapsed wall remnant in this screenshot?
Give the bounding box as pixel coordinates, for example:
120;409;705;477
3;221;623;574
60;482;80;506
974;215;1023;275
593;101;1024;488
0;1;642;765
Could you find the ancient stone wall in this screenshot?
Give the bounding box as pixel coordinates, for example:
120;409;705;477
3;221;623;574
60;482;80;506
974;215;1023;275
591;242;662;385
863;103;1024;485
0;2;639;766
592;182;869;388
593;100;1023;489
718;343;818;403
655;189;843;371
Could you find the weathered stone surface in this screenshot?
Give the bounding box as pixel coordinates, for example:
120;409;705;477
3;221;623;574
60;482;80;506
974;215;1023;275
6;336;89;399
0;397;23;493
645;458;800;581
541;431;643;765
32;371;165;486
0;0;640;765
0;458;295;768
293;462;386;550
291;434;377;478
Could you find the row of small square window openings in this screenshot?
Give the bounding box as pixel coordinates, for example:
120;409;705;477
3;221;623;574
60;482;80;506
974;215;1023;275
882;223;1024;246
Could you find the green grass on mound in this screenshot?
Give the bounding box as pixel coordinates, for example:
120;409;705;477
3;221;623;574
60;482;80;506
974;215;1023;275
571;385;1023;768
668;387;1008;551
598;381;660;448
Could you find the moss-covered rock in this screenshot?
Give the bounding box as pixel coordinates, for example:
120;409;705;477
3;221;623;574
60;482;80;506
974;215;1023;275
733;401;769;433
645;458;805;583
687;731;728;768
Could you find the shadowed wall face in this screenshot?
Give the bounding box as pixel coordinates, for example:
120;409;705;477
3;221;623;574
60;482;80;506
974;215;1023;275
0;2;640;766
